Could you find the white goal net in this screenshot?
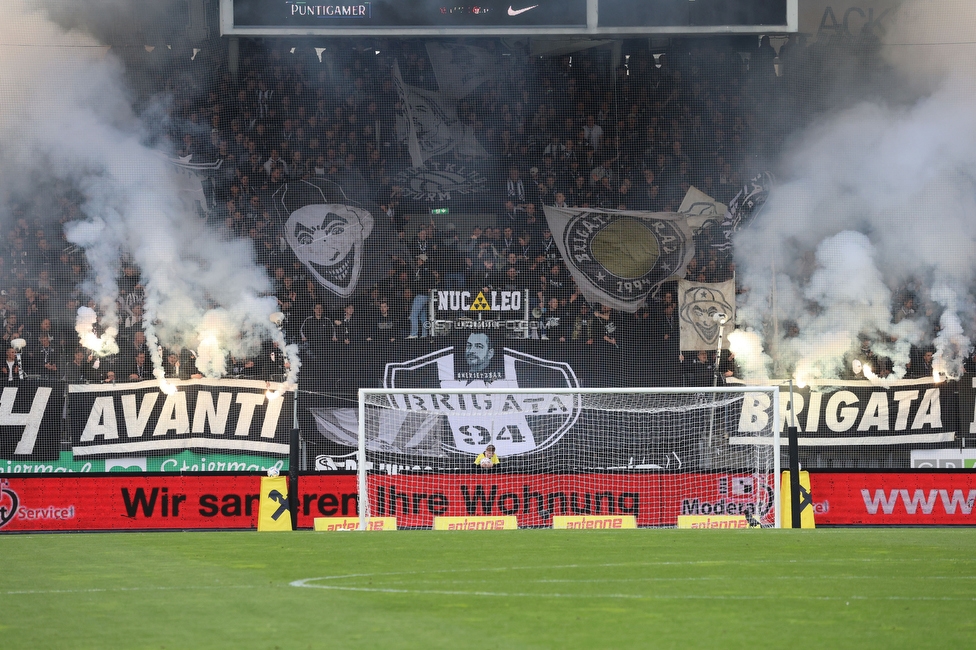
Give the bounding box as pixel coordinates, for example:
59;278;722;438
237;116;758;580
357;387;780;529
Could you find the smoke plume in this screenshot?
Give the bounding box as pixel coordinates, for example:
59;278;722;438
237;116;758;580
734;0;976;382
0;1;300;387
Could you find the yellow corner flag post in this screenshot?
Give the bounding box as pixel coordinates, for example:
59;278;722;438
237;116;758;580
781;471;816;528
258;476;293;531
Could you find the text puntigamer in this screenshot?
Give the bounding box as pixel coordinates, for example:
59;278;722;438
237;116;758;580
290;5;370;18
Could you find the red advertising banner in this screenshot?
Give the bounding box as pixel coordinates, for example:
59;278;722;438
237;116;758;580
6;471;975;531
309;473;777;529
296;474;358;529
0;475;268;532
1;473;774;531
810;472;976;525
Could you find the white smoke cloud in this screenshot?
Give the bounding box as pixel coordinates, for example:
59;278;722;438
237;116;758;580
0;1;300;387
734;0;976;381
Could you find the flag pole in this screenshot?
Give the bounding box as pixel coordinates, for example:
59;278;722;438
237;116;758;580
705;313;728;469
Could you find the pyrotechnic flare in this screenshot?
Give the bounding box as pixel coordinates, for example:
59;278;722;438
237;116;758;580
75;306;119;357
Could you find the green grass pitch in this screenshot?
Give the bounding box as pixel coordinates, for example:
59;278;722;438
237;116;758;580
2;528;975;648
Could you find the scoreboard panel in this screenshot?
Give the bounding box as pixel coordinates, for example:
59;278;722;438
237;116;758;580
600;0;788;28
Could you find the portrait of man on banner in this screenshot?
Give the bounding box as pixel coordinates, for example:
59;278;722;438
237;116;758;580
364;334;581;459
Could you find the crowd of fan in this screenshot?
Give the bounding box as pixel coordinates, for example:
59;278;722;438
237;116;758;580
2;33;946;385
195;39;780;363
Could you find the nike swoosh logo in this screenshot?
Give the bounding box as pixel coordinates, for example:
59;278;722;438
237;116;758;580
508;4;539;16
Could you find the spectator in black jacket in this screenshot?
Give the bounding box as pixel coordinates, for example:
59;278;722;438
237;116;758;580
364;299;396;343
300;303;333;355
332;303;361;345
681;350;719;387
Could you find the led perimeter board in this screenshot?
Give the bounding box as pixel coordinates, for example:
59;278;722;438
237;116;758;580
222;0;796;37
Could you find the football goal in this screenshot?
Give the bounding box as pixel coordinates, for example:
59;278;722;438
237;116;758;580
357;386;781;529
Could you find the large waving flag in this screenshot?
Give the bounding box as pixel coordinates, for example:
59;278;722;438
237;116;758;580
392;60;426;168
711;171;774;252
393;60;488;168
425;42;495;99
159;153;221;218
543;206;695;313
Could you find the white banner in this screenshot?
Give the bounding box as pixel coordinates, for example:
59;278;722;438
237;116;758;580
678;279;736;351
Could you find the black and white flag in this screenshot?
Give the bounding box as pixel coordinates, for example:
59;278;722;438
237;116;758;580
393;59;488;168
160;153;221;218
273;177;396;303
711;171;774;252
425;42;494;99
543;206;695;313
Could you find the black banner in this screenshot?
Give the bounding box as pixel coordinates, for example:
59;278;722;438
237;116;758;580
0;381;64;462
300;333;771;472
68;380;294;458
773;381;955;446
957;375;976;442
298;335;970;471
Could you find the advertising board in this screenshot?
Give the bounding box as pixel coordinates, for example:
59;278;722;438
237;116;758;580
810;472;976;525
1;473;770;531
222;0;795;36
0;475;265;532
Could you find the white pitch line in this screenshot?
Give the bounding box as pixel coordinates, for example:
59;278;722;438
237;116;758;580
2;585;259;596
371;574;976;588
282;557;976;586
7;557;974;598
528;575;976;584
281;556;976;584
289;579;976;602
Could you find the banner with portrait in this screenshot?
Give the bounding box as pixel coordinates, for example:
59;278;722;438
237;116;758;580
301;333;760;472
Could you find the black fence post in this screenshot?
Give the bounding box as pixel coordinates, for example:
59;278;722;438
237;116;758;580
289;426;299;530
788;425;801;529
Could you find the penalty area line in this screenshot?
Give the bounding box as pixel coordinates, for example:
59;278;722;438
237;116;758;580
289;578;976;602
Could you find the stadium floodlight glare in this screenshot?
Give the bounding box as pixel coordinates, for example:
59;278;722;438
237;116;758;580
357;386;781;530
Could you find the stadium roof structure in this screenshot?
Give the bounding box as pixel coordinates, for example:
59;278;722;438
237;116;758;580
220;0;797;38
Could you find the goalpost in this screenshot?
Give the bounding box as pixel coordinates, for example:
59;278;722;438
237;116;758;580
357;386;781;529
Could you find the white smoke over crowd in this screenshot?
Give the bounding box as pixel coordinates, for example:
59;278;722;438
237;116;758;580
0;1;300;389
733;0;976;384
